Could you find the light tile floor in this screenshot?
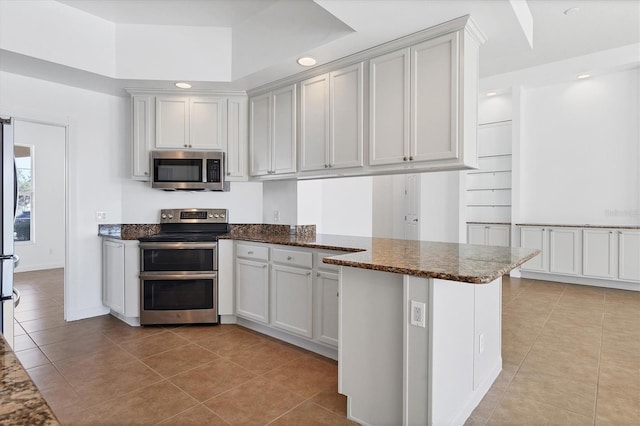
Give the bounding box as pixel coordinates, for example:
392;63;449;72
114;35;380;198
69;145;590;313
12;269;640;425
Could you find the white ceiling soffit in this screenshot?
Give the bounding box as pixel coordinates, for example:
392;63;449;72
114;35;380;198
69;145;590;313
231;0;355;80
56;0;278;26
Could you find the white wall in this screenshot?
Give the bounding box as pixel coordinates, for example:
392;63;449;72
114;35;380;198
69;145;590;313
13;121;65;271
320;176;373;237
0;71;126;321
262;180;298;225
520;68;640;225
120;180;263;224
420;172;461;242
478;93;512;124
297;179;323;228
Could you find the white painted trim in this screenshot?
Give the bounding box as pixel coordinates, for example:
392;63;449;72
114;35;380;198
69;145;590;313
12;262;64;272
520;271;640;291
66;305;109;322
453;358;502;425
108;310;140;327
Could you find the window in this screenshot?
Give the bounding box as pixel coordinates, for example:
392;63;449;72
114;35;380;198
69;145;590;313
14;145;33;242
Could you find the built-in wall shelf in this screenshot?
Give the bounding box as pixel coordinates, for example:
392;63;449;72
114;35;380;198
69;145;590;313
466;121;512;223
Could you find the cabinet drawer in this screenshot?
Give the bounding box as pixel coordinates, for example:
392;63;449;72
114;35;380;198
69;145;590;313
272;248;312;268
237;244;269;261
315;252;344;272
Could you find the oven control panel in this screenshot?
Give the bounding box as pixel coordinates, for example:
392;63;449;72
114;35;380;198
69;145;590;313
160;208;228;224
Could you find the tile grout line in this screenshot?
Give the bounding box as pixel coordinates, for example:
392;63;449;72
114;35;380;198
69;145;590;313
592;292;607;426
484;281;568;424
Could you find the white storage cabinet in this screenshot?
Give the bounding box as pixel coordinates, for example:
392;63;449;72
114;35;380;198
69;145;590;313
102;238;140;322
249;85;297;177
300;63;364;172
467;224;510;247
235;244;270;323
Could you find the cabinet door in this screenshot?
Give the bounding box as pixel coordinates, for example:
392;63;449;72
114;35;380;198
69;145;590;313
249;93;271;177
467;224;486;245
155;96;189;149
272;85;297;175
131;95;154;180
300;74;330;172
487;225;510;247
582;229;616;279
271;264;313;338
315;270;339;347
236;258;269;323
619;230;640;282
411;32;459;162
330;63;364;169
226;97;248;180
369;48;410;166
520;227;547;272
549;228;579;275
189;97;226;150
103;240;125;315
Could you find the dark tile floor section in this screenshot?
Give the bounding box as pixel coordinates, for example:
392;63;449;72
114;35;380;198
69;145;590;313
12;269;640;425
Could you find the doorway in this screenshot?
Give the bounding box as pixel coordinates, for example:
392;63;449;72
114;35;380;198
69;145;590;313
13;119;66;321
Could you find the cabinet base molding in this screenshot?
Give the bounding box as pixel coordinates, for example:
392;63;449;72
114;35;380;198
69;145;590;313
109;310;140;327
236;317;338;361
219;315;238;324
521;271;639;292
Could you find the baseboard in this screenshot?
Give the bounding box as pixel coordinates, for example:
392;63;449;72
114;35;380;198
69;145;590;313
453;358;502;425
521;271;640;291
109;310;140;327
236;317;338;361
219;315;237;324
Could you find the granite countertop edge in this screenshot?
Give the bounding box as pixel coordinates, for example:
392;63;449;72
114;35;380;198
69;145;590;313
0;336;60;425
515;223;640;230
226;233;541;285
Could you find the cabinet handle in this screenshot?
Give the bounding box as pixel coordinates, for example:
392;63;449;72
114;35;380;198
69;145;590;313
324;164;328;168
227;172;231;176
409;156;413;161
329;164;333;168
403;156;408;161
307;272;311;276
184;144;188;148
144;172;148;175
317;272;321;277
287;256;293;260
262;264;268;268
247;251;254;255
337;292;339;297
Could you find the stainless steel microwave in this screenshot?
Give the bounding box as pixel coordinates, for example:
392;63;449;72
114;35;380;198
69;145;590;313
151;151;229;191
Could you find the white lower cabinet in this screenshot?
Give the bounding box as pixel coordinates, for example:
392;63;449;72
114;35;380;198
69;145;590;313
466;224;510;247
520;226;639;286
235;257;269;323
102;238;140;321
619;230;640;282
315;270;339;347
582;229;616;279
271;264;313;338
548;228;579;275
233;243;345;352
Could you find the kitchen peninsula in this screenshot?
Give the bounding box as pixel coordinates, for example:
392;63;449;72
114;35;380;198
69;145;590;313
223;230;539;425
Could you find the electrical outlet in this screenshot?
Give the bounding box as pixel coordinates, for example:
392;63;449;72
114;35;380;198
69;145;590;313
410;300;426;328
273;210;279;222
479;333;485;354
96;211;107;222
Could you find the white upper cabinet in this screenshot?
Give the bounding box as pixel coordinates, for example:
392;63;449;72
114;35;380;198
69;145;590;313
249;84;297;176
410;32;458;162
369;48;410;166
131;95;154;180
226;97;248;180
156;95;226;150
300;63;363;172
189;97;226;150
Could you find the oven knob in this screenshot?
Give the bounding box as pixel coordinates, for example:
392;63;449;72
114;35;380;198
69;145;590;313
161;214;167;219
220;213;226;218
168;214;173;219
214;214;220;218
208;213;213;218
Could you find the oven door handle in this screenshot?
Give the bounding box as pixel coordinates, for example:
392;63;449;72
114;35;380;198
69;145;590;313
139;242;218;250
139;272;217;280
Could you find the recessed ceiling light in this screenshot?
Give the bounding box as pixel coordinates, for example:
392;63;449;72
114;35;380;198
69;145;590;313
577;73;591;80
297;57;317;67
564;7;580;15
486;91;497;97
175;82;192;89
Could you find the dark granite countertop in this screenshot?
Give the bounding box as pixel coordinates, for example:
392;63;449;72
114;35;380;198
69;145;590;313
516;223;640;230
0;336;59;425
467;222;512;226
223;232;540;284
98;224;161;240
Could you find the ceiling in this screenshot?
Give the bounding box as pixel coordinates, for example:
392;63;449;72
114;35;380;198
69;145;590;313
3;0;639;94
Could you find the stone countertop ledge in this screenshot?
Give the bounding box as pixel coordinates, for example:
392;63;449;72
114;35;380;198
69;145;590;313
222;232;540;284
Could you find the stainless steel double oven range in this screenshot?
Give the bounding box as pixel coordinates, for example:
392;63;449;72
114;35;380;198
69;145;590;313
138;208;229;325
